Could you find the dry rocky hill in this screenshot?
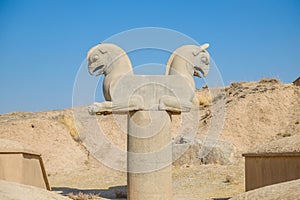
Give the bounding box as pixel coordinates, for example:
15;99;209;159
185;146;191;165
0;78;299;199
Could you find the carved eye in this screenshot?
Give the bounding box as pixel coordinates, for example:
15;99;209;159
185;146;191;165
201;56;208;63
92;55;99;62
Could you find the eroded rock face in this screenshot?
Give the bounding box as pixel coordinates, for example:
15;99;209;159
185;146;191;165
173;137;236;167
200;140;235;165
172;138;202;167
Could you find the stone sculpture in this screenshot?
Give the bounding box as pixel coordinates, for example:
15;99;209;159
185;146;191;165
159;43;210;111
87;43;143;114
165;43;210;87
86;42;210;200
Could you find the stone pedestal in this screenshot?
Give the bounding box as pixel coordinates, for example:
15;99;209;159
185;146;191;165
127;111;172;200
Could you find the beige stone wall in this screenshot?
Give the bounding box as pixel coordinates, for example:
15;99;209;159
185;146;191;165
0;153;50;190
244;153;300;191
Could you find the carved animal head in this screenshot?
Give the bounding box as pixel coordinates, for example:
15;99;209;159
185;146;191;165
192;43;210;77
166;43;210;78
87;43;111;76
87;43;133;77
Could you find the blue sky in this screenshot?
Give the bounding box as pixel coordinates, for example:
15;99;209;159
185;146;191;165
0;0;299;113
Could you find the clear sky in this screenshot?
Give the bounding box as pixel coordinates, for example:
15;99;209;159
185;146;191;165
0;0;299;113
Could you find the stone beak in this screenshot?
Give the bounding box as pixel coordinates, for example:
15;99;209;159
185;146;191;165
88;63;105;76
194;65;209;77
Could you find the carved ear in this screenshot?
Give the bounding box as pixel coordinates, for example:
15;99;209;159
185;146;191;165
98;48;107;54
200;43;209;50
193;43;210;56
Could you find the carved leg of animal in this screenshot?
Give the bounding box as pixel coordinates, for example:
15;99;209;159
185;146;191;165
158;95;192;112
112;95;144;112
88;101;113;115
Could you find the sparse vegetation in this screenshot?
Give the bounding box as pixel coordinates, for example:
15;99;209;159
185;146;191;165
195;89;212;107
231;82;243;88
224;175;234;183
68;192;101;200
277;132;292;138
58;113;81;142
258;78;280;84
197;95;212;106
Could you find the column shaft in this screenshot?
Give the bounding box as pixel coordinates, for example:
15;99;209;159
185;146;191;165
127;111;172;200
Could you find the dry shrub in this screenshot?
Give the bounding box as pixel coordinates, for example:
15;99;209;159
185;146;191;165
277;132;292;138
68;192;100;200
196;90;212;107
259;78;280;84
58;113;80;142
231;82;243;88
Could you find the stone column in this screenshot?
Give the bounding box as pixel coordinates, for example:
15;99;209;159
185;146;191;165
127;110;172;200
87;75;194;199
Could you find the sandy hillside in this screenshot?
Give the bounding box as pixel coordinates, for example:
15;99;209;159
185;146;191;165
196;78;300;151
0;78;299;199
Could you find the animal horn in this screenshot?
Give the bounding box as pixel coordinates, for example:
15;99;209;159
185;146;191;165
200;43;209;50
193;43;210;56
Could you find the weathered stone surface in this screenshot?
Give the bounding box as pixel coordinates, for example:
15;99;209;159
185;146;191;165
112;75;195;112
173;138;235;166
201;140;235;165
127;111;172;200
0;180;69;200
172;138;201;167
231;179;300;200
